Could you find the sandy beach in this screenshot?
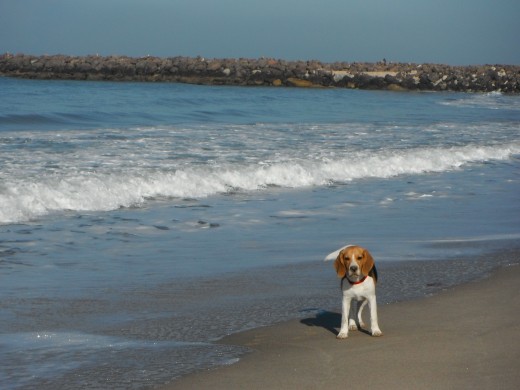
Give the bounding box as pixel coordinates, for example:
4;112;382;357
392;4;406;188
162;263;520;390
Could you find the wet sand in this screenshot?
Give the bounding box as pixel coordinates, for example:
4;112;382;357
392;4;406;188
162;263;520;389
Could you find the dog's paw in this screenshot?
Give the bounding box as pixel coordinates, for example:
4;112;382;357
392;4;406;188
348;324;358;331
336;331;349;339
371;329;383;337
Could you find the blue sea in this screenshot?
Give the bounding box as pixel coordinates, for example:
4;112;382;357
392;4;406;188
1;76;519;389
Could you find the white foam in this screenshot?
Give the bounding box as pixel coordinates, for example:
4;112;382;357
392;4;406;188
0;331;201;352
440;91;520;111
1;142;519;224
427;233;520;243
0;331;206;386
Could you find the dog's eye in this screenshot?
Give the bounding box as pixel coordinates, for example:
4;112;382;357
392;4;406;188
357;256;362;260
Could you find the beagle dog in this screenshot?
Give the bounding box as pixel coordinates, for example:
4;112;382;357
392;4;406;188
325;245;382;339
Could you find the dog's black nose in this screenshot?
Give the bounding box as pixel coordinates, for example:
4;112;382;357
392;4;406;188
350;265;358;272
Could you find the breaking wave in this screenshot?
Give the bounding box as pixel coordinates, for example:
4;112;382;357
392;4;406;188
1;143;518;224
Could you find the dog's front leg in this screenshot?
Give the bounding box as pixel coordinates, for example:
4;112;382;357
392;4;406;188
368;295;383;336
337;296;351;339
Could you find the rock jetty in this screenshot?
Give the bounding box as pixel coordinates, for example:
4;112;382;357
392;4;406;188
1;53;519;93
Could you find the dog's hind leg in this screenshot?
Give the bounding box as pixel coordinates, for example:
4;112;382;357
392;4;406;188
348;300;367;330
357;299;368;329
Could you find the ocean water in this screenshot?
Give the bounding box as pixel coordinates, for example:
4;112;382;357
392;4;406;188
1;76;519;389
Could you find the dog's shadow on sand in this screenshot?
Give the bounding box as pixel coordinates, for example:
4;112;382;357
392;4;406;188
300;311;341;336
300;311;371;336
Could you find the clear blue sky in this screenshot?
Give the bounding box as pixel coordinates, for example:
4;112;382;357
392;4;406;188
1;0;519;65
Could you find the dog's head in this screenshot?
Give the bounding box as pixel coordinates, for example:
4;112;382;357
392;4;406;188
334;245;376;283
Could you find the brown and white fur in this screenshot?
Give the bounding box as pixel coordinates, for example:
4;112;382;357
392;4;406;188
325;245;382;339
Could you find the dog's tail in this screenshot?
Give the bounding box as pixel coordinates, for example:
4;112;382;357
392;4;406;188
323;245;353;261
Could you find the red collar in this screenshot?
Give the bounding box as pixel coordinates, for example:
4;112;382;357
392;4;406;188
346;276;367;285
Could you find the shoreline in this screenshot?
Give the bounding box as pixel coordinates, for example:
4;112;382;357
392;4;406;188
161;258;520;389
1;53;519;93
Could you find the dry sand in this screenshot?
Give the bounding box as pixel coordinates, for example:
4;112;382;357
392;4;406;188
162;264;520;389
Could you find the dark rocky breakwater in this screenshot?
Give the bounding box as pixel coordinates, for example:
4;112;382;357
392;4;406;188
1;53;519;93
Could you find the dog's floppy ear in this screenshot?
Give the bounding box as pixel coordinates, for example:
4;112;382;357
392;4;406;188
361;249;375;277
334;252;346;278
